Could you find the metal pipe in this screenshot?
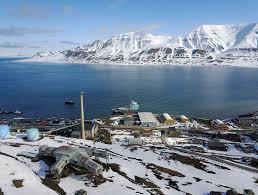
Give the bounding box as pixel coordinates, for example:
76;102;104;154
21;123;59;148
80;91;85;140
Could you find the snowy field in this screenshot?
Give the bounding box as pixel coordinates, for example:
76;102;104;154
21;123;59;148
0;135;257;195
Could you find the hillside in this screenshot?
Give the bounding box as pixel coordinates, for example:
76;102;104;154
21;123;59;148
0;135;257;195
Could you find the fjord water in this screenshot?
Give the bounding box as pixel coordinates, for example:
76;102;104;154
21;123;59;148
1;57;258;119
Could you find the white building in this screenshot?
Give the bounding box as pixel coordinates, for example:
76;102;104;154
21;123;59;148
138;112;160;127
152;130;161;137
165;137;189;145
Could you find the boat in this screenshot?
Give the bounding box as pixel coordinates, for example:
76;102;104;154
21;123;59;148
112;100;139;114
14;110;23;115
129;100;139;110
0;109;23;115
65;99;75;105
112;106;128;114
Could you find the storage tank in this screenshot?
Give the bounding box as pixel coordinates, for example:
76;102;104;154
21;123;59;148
161;113;176;125
26;128;40;141
179;115;189;123
0;125;11;139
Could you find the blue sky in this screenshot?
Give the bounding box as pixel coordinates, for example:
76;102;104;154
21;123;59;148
0;0;257;56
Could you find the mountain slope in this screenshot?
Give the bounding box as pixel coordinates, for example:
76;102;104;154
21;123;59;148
28;23;258;66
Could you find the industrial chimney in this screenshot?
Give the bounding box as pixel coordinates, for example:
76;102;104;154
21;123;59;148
80;91;86;140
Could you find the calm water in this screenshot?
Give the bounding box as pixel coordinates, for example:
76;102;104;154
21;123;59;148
0;57;258;119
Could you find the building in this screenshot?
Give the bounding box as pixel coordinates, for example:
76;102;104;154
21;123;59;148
209;191;222;195
12;117;33;126
212;119;229;131
208;141;227;151
226;189;238;195
75;189;87;195
38;145;108;177
235;111;258;126
71;123;98;139
140;137;161;144
165;137;188;145
122;117;135;126
254;129;258;142
152;130;161;137
184;145;205;152
179;115;189;123
127;138;144;146
138;112;160;127
141;129;153;137
253;144;258;153
239;144;253;153
235;117;258;126
160;113;176;125
224;189;254;195
243;189;255;195
91;123;98;138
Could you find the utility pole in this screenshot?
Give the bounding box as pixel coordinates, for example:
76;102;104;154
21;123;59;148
80;91;85;140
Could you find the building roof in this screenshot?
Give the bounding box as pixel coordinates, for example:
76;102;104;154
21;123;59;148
138;112;159;124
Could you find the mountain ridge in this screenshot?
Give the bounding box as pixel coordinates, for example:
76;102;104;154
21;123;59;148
28;23;258;66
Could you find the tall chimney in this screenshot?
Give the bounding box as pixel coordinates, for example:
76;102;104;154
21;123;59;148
80;91;86;140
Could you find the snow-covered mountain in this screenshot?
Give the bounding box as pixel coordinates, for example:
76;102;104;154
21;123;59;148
28;23;258;66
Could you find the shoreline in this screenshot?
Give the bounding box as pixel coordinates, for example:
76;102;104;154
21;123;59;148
16;57;258;68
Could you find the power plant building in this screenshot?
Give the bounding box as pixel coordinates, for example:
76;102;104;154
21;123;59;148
138;112;160;127
38;145;108;177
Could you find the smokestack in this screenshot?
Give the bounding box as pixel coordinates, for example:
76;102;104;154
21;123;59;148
80;91;85;140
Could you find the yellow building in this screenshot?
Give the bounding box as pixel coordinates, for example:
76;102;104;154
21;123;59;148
160;113;176;125
179;115;189;123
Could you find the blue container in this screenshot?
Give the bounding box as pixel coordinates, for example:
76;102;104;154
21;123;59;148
0;125;11;139
26;128;40;141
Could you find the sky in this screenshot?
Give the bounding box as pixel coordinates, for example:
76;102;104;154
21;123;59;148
0;0;257;56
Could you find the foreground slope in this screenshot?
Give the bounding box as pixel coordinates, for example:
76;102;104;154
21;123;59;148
0;136;257;195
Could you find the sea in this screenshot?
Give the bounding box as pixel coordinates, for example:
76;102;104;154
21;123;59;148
1;57;258;120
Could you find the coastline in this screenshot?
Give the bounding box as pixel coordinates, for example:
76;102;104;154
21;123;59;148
17;57;258;68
